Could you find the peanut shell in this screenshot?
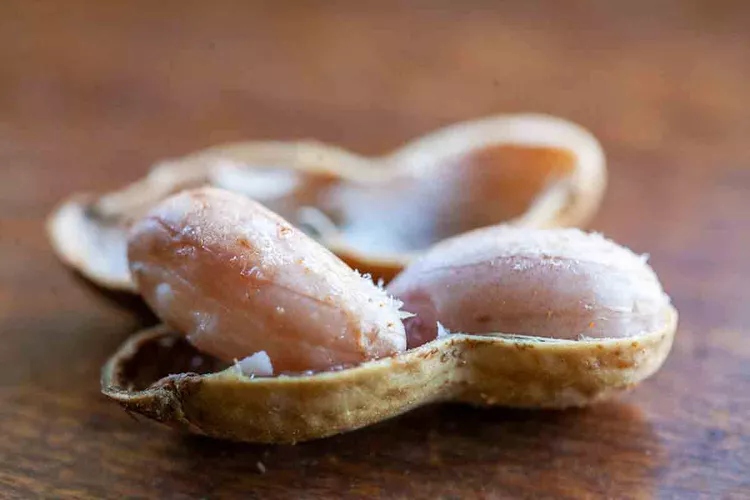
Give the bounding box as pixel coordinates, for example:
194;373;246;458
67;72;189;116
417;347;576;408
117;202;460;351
49;114;606;290
102;309;675;444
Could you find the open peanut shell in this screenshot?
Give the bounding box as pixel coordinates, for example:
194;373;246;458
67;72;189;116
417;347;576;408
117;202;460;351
102;305;675;444
49;114;606;291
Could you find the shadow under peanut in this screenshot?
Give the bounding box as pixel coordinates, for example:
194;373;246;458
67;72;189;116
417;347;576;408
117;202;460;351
160;402;663;499
71;271;157;325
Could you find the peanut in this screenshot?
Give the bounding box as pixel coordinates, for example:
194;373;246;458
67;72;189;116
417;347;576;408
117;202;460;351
388;226;671;348
127;188;407;374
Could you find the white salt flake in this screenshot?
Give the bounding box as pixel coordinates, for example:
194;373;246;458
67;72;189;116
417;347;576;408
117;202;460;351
437;322;451;338
398;309;416;320
235;351;274;377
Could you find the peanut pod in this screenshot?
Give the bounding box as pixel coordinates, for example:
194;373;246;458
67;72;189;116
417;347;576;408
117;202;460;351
102;191;675;444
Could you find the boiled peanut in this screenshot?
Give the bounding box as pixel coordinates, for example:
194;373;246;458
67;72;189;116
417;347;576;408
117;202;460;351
127;187;407;374
388;226;672;348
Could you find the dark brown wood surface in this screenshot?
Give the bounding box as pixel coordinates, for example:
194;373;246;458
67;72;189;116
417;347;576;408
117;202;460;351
1;1;749;498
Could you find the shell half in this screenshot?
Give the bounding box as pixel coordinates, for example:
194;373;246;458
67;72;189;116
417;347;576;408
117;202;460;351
102;305;675;444
49;114;606;291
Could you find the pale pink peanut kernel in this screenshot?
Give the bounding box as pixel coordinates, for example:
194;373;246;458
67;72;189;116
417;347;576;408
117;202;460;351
388;226;671;348
128;187;407;374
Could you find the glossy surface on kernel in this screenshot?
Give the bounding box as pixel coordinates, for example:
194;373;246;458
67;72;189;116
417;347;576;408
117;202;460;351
128;188;407;373
388;227;671;348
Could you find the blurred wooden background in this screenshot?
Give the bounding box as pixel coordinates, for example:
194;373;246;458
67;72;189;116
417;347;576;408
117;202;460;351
1;1;749;498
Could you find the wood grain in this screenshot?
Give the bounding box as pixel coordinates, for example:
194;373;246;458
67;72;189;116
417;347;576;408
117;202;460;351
1;1;749;498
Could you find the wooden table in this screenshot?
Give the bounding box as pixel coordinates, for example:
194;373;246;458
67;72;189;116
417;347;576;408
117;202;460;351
1;1;748;498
